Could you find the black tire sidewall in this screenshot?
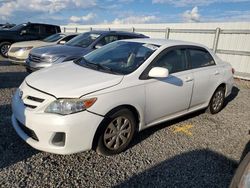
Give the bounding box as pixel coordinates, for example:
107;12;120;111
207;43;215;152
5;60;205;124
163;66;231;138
209;87;225;114
0;42;11;58
96;108;136;156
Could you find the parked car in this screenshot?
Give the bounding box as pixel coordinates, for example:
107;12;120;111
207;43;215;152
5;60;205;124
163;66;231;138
25;30;148;72
0;23;16;30
0;22;61;57
11;39;234;156
8;33;77;64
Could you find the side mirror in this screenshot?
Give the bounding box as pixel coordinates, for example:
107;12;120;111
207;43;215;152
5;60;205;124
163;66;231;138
59;40;66;45
148;67;169;78
20;30;27;35
95;43;103;49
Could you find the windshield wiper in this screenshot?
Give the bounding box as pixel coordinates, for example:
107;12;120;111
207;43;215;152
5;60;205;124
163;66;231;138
80;57;120;74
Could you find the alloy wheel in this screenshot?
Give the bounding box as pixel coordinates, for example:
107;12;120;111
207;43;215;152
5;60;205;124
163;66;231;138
212;90;224;111
1;44;10;57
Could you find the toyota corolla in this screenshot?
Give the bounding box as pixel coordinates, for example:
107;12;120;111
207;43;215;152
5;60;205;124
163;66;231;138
11;39;234;155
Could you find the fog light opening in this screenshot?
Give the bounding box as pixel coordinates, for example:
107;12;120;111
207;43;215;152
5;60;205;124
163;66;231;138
52;132;66;147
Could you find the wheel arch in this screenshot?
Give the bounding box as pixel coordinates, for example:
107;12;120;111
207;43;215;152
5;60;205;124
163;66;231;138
91;104;141;150
208;82;226;105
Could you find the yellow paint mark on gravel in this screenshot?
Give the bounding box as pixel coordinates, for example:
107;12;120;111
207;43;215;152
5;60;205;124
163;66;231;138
173;124;194;136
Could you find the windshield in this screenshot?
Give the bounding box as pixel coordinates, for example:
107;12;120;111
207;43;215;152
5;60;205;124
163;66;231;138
43;33;65;42
65;32;100;48
9;23;27;31
75;41;158;75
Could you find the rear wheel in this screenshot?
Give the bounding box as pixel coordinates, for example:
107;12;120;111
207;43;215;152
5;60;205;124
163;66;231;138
0;42;11;58
96;109;136;156
207;86;225;114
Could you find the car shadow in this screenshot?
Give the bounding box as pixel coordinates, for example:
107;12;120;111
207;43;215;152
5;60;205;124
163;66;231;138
130;86;239;149
130;109;205;149
0;104;39;169
224;86;240;107
157;75;184;87
115;149;238;188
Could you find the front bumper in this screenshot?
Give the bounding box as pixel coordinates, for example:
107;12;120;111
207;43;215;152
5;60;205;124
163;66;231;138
11;87;104;154
8;55;26;64
25;59;52;72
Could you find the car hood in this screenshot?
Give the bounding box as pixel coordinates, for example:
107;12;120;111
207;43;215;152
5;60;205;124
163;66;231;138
25;61;124;98
30;44;91;57
11;40;52;48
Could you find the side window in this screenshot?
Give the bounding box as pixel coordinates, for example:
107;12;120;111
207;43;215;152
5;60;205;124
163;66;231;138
46;26;56;34
97;35;119;46
26;24;40;34
119;35;134;40
61;35;76;42
40;25;56;34
189;49;215;69
153;49;187;74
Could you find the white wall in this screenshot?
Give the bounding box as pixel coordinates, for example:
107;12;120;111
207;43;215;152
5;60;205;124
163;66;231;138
62;22;250;79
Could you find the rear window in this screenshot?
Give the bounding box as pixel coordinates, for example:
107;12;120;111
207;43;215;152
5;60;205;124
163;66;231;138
189;49;215;69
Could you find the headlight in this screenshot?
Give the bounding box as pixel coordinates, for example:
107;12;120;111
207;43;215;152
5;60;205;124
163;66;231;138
10;46;33;53
20;46;33;51
45;98;97;115
43;56;63;63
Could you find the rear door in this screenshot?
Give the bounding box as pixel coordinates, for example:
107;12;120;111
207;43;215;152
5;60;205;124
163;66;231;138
24;24;41;40
187;47;222;109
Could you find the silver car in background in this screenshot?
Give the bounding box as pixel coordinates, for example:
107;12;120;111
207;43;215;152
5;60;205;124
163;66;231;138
8;33;77;64
25;30;148;72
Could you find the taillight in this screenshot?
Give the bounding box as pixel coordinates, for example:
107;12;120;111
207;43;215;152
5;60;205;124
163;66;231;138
231;68;235;74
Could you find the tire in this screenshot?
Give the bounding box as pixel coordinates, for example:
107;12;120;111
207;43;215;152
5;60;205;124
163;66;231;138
0;42;11;58
95;108;136;156
207;86;225;114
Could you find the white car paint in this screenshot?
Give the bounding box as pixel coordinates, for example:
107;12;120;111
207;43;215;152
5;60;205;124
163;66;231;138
11;39;234;154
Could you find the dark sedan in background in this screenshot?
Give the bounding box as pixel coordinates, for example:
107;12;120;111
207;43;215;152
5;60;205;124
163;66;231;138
26;30;148;72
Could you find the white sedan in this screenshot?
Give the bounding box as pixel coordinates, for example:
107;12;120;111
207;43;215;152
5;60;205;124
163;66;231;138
11;39;234;155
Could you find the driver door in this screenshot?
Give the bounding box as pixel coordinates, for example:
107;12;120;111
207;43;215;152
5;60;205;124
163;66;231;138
143;47;194;125
23;24;41;40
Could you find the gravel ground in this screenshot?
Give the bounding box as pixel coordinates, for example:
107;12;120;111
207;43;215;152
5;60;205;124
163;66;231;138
0;60;249;188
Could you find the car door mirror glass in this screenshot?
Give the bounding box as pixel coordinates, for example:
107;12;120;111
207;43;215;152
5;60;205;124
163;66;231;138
148;67;169;78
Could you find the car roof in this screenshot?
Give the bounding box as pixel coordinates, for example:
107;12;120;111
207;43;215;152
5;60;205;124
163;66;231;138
61;32;79;36
81;30;147;37
122;38;208;48
25;22;60;27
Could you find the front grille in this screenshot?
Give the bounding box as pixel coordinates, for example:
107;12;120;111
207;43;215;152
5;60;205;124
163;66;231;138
29;54;42;63
27;96;44;103
8;56;25;62
17;119;39;141
24;104;36;109
24;95;45;109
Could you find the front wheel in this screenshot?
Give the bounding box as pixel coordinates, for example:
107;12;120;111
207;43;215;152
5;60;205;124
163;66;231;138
96;109;136;156
207;86;225;114
0;42;11;58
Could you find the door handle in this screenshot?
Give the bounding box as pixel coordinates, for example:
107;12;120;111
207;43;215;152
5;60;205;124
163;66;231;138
184;77;193;82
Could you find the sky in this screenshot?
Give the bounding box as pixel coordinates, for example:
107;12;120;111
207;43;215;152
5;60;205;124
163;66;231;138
0;0;250;25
